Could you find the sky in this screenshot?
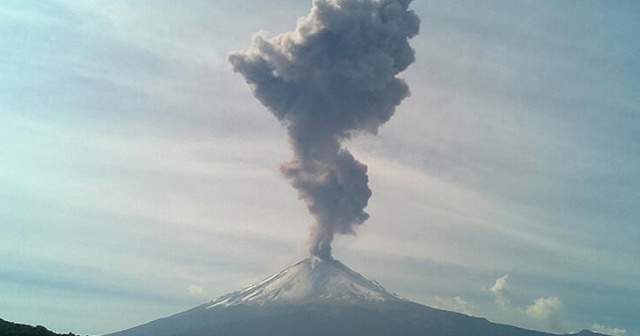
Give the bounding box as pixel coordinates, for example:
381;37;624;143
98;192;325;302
1;0;638;335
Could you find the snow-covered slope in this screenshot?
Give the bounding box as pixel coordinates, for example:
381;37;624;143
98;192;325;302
207;257;400;308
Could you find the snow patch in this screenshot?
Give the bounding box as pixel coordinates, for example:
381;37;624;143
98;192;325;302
206;257;401;309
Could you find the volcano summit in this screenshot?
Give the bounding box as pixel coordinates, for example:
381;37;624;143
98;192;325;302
108;258;606;336
206;257;398;308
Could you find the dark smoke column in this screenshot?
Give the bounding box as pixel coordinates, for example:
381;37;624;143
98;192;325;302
229;0;419;259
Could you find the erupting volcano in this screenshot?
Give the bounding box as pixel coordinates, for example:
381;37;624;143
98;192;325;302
103;2;614;336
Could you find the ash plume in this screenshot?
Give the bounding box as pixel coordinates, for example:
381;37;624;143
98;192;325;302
229;0;419;259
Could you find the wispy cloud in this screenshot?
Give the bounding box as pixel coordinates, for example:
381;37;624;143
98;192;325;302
432;295;474;315
590;324;627;336
489;274;511;310
187;284;204;297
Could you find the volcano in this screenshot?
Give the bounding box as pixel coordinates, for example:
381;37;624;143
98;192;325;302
207;257;397;307
108;258;606;336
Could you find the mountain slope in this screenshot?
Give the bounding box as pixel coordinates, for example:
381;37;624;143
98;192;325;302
108;258;609;336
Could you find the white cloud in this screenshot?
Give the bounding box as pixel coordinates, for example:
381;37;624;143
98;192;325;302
489;274;511;310
187;284;204;296
524;297;563;332
590;324;627;336
432;295;474;315
525;297;562;320
487;275;567;333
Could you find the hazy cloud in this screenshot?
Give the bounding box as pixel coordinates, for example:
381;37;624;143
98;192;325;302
489;274;511;310
187;284;204;296
590;324;627;336
525;297;564;332
433;295;474;315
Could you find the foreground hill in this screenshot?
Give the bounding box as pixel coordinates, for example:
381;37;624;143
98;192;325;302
0;318;76;336
108;257;610;336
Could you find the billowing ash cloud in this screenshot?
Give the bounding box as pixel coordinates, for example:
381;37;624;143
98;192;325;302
229;0;419;259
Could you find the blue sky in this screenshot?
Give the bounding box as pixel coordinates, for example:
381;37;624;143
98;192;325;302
1;1;638;335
